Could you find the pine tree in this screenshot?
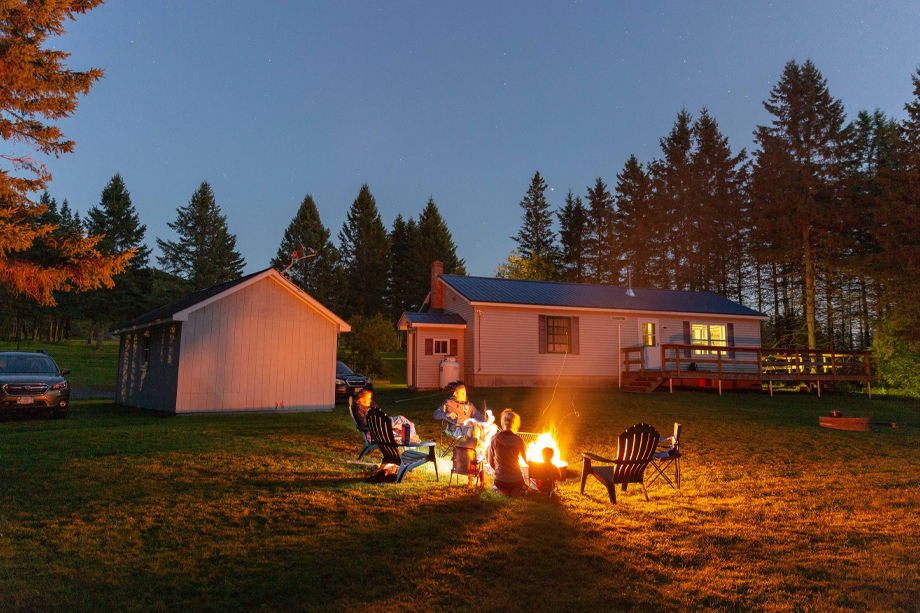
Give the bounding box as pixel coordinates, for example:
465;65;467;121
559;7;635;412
386;214;419;319
751;59;851;349
511;171;558;274
689;109;748;297
584;177;617;284
157;182;245;292
270;194;341;309
84;174;153;348
338;184;390;318
409;197;467;302
648;109;695;290
613;156;655;287
556;189;588;283
0;1;131;305
86;174;150;270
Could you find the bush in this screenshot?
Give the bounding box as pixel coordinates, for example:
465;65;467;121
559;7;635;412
874;313;920;399
344;314;396;376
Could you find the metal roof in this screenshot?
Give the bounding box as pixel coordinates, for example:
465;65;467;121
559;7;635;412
440;275;767;318
400;312;467;326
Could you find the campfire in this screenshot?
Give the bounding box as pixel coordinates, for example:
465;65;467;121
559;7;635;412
519;430;569;480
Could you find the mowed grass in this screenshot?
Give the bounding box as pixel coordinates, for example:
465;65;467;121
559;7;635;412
1;384;918;612
0;339;119;392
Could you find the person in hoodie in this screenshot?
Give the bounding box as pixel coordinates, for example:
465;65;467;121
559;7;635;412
487;409;528;495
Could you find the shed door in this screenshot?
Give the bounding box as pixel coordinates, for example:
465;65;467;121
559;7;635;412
639;318;660;370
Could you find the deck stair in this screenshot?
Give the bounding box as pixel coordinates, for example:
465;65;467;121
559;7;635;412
626;375;664;394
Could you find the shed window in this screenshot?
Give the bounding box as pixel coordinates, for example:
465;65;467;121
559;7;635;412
433;339;449;355
141;333;151;366
546;317;572;353
692;324;727;355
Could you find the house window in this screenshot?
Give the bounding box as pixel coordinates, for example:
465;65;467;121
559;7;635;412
546;317;572;353
433;339;449;355
692;324;727;355
642;322;656;347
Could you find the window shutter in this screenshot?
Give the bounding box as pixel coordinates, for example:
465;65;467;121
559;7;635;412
683;321;691;358
425;338;433;356
538;314;546;354
571;317;580;355
727;323;736;359
450;338;458;356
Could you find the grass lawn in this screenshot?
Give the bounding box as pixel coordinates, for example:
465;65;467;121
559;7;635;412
0;339;119;393
2;382;918;612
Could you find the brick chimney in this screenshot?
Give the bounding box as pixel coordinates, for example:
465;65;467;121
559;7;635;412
431;260;444;312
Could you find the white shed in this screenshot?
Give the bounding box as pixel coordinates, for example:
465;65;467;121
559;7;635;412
113;268;350;414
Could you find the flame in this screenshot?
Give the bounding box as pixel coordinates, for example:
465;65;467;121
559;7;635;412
519;430;567;468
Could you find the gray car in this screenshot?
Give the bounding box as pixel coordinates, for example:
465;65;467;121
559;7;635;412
0;352;71;419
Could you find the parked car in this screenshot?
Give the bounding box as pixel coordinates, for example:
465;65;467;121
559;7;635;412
335;361;373;401
0;351;71;418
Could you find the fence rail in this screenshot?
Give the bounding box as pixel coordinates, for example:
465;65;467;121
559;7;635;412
622;344;872;382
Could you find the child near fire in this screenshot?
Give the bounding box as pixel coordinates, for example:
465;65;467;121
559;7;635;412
487;409;528;495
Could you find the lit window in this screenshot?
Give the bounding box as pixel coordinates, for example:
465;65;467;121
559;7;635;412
434;339;449;355
546;317;572;353
642;322;656;347
692;324;727;355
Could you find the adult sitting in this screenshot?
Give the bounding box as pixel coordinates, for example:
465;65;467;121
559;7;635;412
434;383;497;451
487;409;528;495
353;390;419;444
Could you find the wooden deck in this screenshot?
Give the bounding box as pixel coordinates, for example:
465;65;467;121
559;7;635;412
622;344;873;396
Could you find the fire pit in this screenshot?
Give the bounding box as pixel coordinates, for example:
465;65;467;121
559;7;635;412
519;430;569;481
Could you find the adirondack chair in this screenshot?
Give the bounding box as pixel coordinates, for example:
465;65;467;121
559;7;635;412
580;423;660;504
647;422;682;490
347;397;378;460
366;407;439;484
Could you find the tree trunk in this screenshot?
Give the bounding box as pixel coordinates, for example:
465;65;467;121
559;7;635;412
96;326;105;351
825;271;835;350
803;227;817;350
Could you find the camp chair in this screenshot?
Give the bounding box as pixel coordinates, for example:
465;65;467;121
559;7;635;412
366;407;439;484
647;422;682;490
449;444;483;488
580;423;660;504
437;417;465;459
347;397;378;460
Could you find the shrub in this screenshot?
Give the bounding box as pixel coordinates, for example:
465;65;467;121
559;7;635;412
874;313;920;399
344;314;396;376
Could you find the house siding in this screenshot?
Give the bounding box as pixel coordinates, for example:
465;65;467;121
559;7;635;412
443;284;476;379
410;326;465;390
116;323;182;411
463;305;762;387
174;276;337;413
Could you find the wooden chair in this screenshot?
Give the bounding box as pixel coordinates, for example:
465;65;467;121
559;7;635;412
580;423;660;504
366;407;439;484
347;397;378;460
449;445;483;487
647;422;682;490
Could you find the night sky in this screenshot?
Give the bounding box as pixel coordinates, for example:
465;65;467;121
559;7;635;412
46;1;920;276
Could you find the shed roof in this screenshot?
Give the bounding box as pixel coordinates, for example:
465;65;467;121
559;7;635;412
398;312;467;330
112;268;351;334
439;275;767;318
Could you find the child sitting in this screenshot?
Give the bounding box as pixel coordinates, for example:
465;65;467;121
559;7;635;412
528;447;561;495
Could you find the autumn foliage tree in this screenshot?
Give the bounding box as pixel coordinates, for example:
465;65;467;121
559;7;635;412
0;0;131;305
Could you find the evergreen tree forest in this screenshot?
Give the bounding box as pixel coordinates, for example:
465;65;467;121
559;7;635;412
501;59;920;395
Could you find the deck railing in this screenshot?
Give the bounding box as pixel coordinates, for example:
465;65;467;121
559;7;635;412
622;344;872;381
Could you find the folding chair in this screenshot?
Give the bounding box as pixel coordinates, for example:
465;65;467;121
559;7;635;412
449;444;484;488
647;422;682;489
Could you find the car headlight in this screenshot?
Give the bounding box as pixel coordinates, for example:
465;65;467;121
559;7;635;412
51;381;69;390
335;379;345;385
